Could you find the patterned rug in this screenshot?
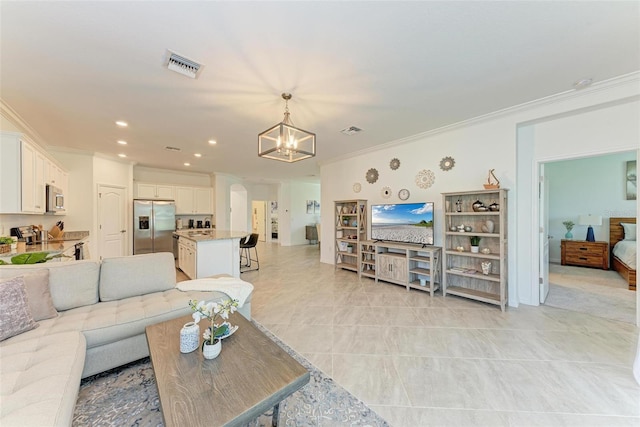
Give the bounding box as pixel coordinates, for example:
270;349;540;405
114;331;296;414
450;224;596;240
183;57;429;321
73;322;389;427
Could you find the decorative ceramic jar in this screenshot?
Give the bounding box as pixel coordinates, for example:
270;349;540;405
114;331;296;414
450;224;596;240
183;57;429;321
202;339;222;359
472;200;484;212
180;322;199;353
489;202;500;212
481;248;491;255
464;226;472;232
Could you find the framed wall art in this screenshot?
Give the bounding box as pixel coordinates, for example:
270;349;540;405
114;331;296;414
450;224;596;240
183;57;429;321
626;160;636;200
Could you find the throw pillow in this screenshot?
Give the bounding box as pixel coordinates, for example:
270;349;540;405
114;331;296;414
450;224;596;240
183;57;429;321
0;276;38;341
20;270;58;321
621;223;637;241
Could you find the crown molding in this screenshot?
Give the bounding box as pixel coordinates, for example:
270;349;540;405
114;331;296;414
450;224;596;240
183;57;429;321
0;99;49;149
319;71;640;166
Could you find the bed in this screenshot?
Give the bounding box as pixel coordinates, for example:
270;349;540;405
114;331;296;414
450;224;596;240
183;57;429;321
609;217;637;291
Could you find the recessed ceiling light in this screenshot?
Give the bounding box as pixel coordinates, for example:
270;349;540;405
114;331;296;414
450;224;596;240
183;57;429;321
115;121;128;127
573;78;593;90
118;153;127;158
208;140;217;145
184;162;191;166
117;140;128;145
194;153;202;158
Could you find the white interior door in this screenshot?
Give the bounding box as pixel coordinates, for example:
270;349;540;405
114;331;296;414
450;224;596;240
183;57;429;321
98;185;127;259
539;164;550;303
230;185;248;233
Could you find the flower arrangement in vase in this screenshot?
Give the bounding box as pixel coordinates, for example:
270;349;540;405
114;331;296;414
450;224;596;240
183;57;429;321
189;298;239;359
562;220;575;239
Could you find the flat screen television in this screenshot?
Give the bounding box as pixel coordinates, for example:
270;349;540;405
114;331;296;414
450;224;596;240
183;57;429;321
371;202;434;245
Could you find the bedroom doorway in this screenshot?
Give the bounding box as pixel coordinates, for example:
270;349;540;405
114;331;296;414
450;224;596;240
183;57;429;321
539;151;637;324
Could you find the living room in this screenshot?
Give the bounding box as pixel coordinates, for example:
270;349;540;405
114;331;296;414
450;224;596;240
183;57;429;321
1;2;639;426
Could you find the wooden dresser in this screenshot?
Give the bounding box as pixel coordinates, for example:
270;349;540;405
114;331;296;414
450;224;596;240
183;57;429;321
560;240;609;270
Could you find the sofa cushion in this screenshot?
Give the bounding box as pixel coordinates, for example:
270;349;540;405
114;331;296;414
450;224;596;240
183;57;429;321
99;252;176;301
20;270;58;321
0;277;38;341
0;261;100;311
0;331;86;426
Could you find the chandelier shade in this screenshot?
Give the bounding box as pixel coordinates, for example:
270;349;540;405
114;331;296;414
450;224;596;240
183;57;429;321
258;93;316;163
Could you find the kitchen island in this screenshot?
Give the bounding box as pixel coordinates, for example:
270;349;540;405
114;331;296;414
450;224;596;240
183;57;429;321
174;229;247;279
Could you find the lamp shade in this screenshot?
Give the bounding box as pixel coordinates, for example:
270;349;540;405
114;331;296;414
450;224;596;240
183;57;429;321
578;215;602;226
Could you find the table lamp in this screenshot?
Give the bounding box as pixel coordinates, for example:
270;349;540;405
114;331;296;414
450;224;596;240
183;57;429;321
578;214;602;242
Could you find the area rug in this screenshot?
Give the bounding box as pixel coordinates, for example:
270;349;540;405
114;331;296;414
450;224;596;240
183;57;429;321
73;322;389;427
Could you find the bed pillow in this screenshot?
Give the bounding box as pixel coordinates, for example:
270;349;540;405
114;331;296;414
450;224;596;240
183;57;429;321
0;276;39;341
621;222;636;241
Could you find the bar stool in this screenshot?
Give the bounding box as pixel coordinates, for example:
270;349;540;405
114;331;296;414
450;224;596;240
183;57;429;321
240;233;259;272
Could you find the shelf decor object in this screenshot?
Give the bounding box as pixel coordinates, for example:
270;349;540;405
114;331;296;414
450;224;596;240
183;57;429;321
258;93;316;163
439;156;455;171
578;214;602;242
562;220;574;239
415;169;435;189
442;189;508;311
483;169;500;189
390;158;401;170
334;200;367;273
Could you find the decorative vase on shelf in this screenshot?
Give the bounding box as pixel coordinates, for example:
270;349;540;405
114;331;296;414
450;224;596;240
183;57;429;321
565;231;573;239
470;246;480;253
202;339;222;360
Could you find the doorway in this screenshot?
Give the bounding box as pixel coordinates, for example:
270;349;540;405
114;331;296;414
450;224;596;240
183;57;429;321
538;151;638;323
252;201;267;242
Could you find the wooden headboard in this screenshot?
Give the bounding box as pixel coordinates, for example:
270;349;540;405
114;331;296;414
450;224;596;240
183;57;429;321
609;217;636;248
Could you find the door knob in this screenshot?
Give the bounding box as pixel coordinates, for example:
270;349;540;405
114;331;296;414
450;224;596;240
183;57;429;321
120;230;126;233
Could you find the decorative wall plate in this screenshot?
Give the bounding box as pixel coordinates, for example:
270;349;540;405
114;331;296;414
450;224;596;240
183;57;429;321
353;182;362;193
381;186;392;199
389;158;400;170
398;188;410;201
440;156;455;171
415;169;435;189
366;168;379;184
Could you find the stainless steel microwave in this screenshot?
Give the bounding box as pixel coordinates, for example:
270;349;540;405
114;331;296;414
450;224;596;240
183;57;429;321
46;184;65;212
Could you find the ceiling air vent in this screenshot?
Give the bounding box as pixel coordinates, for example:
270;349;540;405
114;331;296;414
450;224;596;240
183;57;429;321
164;50;203;79
165;146;182;152
340;126;363;136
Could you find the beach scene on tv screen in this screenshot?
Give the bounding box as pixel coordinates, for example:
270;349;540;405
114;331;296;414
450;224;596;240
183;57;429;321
371;203;434;244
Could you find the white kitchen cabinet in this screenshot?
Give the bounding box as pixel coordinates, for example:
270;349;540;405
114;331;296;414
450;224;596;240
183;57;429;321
178;237;197;279
175;186;212;214
135;183;175;200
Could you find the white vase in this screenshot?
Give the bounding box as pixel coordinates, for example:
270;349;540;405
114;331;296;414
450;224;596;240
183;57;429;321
180;322;199;353
202;339;222;359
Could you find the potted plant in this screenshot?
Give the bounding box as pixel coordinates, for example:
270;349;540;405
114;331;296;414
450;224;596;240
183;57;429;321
469;236;481;253
189;298;239;359
562;220;575;239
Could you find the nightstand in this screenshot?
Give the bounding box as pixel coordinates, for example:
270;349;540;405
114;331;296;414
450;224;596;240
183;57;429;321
560;240;609;270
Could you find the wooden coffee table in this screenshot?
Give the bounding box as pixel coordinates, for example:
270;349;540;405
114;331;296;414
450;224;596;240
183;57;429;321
145;313;309;427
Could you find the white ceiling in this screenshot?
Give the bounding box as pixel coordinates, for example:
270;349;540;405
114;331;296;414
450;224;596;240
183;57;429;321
1;1;638;183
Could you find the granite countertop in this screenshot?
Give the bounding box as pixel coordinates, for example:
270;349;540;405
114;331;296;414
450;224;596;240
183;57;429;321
173;229;248;242
1;231;90;259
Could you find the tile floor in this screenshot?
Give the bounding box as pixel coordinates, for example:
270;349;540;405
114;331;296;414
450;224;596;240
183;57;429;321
195;242;640;426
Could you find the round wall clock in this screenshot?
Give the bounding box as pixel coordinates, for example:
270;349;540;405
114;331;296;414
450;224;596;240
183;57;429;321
381;186;392;199
353;182;362;193
366;168;379;184
398;188;410;200
440;156;455;171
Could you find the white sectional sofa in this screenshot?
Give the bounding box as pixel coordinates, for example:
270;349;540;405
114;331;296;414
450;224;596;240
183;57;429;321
0;252;252;427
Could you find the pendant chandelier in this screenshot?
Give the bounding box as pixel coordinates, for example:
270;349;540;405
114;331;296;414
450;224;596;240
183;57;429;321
258;93;316;163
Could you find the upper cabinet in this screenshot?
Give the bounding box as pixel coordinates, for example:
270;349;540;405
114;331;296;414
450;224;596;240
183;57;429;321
134;182;213;215
1;131;67;214
176;186;212;214
135;183;175;200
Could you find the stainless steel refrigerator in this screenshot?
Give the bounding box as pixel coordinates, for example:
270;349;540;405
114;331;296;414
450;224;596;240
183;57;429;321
133;199;176;255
